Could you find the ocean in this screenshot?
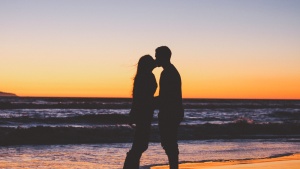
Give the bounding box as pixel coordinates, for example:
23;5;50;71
0;97;300;168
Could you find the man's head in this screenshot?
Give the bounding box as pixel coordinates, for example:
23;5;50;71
155;46;171;67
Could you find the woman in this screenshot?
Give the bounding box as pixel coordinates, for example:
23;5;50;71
123;55;157;169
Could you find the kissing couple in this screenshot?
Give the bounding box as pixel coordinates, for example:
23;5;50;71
123;46;184;169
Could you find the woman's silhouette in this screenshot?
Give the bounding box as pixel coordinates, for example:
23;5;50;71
123;55;157;169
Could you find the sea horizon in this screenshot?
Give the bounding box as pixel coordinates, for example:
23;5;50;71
1;95;300;101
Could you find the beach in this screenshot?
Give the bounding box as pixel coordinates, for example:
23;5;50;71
152;153;300;169
1;153;299;169
0;98;300;168
0;140;299;168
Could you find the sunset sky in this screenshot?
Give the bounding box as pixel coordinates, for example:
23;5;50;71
1;0;300;99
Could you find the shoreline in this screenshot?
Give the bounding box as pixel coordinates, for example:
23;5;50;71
0;141;299;168
151;153;300;169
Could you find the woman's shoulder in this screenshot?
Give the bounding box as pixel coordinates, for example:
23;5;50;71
139;72;156;79
135;73;155;83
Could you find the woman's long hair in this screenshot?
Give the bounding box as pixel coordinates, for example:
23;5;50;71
132;55;154;97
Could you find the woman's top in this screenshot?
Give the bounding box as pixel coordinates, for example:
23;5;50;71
129;72;157;123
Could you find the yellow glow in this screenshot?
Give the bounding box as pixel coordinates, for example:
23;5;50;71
1;49;300;99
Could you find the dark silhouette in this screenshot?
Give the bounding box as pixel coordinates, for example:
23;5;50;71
123;55;157;169
155;46;184;169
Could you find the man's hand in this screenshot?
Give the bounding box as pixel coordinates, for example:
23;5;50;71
128;116;136;128
128;122;136;128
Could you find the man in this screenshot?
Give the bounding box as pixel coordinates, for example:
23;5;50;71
155;46;184;169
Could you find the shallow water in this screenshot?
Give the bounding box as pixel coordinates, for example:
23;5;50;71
0;139;299;169
1;98;300;128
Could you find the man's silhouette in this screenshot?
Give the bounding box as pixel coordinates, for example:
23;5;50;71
155;46;184;169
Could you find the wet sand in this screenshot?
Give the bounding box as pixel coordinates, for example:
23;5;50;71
151;153;300;169
0;142;299;169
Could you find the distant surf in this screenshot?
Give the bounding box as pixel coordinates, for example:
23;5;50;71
0;97;300;145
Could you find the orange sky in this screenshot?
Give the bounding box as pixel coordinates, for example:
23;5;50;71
1;1;300;99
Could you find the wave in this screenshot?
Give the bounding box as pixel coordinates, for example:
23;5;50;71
1;98;300;109
270;110;300;119
1;123;300;145
0;114;131;125
0;113;229;125
0;114;271;127
0;112;299;127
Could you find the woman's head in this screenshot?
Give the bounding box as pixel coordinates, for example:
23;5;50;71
132;55;156;96
136;55;156;73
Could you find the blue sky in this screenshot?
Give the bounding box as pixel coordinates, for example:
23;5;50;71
1;0;300;98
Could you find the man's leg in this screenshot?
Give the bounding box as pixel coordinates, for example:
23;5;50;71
159;119;180;169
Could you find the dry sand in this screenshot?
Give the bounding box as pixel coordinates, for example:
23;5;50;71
151;153;300;169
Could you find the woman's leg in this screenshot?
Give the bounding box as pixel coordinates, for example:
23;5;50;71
123;121;152;169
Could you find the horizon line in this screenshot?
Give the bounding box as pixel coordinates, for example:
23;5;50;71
1;95;300;100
